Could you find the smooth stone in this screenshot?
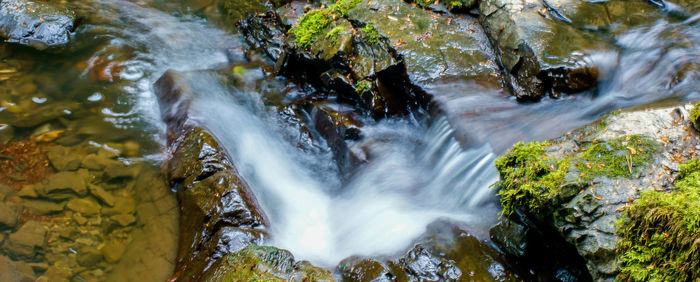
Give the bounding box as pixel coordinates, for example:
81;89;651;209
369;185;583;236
101;239;126;263
6;221;46;257
104;162;135;179
102;196;135;215
0;255;35;282
72;213;88;225
46;146;82;171
0;202;19;228
80;154;114;170
87;184;115;207
111;214;135;226
76;246;103;267
66;198;101;215
23;199;65;215
41;171;87;198
17;184;37;198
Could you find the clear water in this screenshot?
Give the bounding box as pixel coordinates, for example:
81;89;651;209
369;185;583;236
0;0;697;279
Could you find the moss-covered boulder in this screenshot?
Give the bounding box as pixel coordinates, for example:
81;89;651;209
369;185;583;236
0;0;79;50
491;103;700;280
202;245;334;281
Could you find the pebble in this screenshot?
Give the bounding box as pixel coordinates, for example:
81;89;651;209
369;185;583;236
101;239;126;263
66;198;101;216
88;184;115;207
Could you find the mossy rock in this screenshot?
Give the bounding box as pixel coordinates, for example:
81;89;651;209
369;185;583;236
202;245;334;281
616;159;700;281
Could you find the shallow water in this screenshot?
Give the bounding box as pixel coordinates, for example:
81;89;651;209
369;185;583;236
0;0;698;280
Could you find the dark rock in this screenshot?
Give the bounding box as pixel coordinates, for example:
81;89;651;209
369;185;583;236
155;71;269;281
490;218;529;258
399;244;462;281
0;0;79;50
339;256;395;281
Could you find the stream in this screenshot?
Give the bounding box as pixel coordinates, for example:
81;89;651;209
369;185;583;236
0;0;697;280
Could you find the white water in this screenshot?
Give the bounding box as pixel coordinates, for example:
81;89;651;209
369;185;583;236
82;0;699;268
183;71;500;265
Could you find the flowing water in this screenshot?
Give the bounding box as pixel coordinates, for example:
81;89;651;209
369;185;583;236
0;0;698;280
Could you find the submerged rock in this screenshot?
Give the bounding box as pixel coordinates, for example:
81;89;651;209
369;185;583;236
0;0;79;50
491;103;700;280
5;220;46;258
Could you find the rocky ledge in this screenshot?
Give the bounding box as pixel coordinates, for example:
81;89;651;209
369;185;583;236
491;103;700;281
0;0;80;50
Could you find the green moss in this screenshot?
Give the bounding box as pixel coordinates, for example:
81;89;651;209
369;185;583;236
690;101;700;127
616;159;700;281
576;135;658;180
328;0;361;17
290;0;362;47
494;135;658;218
361;24;381;45
325;26;345;44
414;0;433;8
449;1;463;9
290;10;333;47
354;80;371;96
493;141;569;217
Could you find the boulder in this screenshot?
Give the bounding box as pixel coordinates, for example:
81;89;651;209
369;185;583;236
0;0;79;50
491;103;700;280
478;0;671;100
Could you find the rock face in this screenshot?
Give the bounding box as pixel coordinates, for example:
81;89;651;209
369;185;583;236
0;0;79;50
478;0;681;100
491;103;700;280
155;71;272;280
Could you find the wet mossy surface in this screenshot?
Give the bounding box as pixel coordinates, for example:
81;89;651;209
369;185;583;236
690;101;700;129
289;0;361;47
616;159;700;281
494;135;658;218
202;245;334;281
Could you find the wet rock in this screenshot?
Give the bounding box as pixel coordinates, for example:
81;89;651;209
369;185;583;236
201;245;333;281
0;0;79;50
400;244;461;281
492;103;699;280
23;199;65;215
339;256;395;281
102;239;126;263
104;162;135;179
87;184;115;207
478;0;668;100
66;198;101;215
101;196;135;215
17;184;38;198
490;218;529;258
40;171;88;198
5;220;46;258
0;202;19;228
168;128;268;280
0;255;35;282
110;214;136;226
77;246;103;267
10;102;78;128
45;146;82;171
310;103;364;177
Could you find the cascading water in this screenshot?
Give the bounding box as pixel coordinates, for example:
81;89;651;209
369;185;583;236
184;71;501;265
179;13;697;267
